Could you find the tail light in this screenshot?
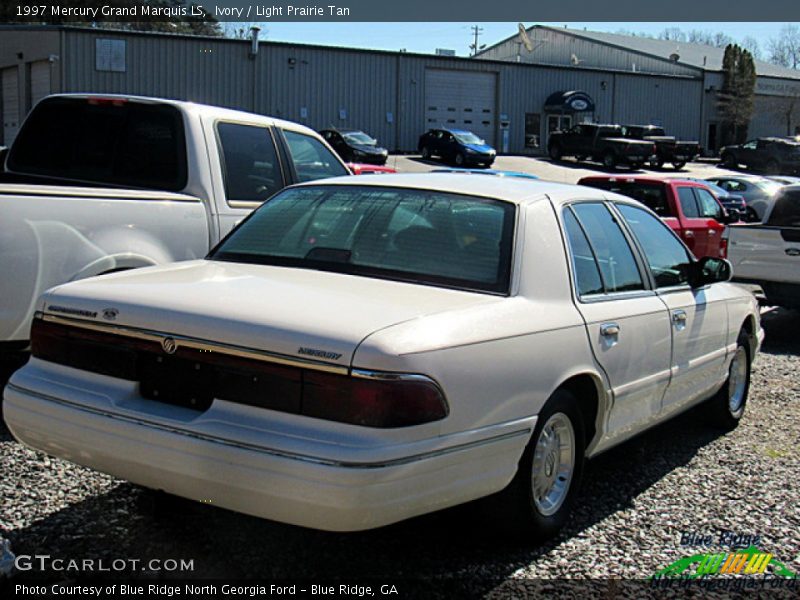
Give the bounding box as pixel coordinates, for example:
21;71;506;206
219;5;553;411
30;315;448;428
720;228;729;258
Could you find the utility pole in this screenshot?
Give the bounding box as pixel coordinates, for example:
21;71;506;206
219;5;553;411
469;25;484;56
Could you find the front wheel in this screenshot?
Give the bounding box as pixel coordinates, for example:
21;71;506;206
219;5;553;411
704;330;751;430
420;146;431;160
495;389;586;541
672;161;686;170
602;151;617;169
548;144;562;161
766;159;780;175
721;152;736;169
454;152;465;166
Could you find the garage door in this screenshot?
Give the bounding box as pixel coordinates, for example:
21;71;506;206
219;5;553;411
29;61;51;108
424;69;497;146
2;67;20;146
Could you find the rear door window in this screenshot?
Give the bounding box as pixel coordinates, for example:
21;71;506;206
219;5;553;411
580;180;671;217
677;187;700;218
767;190;800;227
282;130;349;182
562;209;604;296
569;203;645;294
8;96;187;191
217;122;284;203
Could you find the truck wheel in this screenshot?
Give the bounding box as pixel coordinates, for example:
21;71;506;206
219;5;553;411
629;161;644;170
548;144;562;161
704;330;751;431
652;157;665;169
575;154;586;162
602;152;617;169
420;146;431;160
672;161;686;170
721;152;736;169
494;389;586;541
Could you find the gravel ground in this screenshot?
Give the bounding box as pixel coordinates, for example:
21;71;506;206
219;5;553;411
1;308;798;598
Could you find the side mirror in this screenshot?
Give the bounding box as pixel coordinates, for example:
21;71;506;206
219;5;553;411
690;257;732;288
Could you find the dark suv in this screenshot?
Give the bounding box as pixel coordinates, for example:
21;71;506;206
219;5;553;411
418;128;496;168
720;137;800;174
319;129;389;165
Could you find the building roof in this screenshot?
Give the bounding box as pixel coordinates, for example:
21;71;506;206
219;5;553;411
485;25;800;81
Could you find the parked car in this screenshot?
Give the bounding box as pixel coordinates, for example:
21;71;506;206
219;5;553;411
4;173;761;539
0;94;349;358
705;175;784;221
668;177;749;221
578;176;733;258
547;123;655;169
0;145;7;169
348;163;396;175
719;137;800;174
319;129;389;165
766;175;800;185
418;128;496;168
621;124;700;170
432;168;538;180
726;185;800;309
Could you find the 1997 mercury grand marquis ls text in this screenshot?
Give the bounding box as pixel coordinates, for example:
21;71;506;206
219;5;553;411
3;174;763;538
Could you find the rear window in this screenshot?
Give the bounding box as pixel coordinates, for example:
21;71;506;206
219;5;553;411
580;180;672;217
210;185;516;294
767;190;800;227
8;97;187;191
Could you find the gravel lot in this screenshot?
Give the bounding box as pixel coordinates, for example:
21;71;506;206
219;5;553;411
1;306;798;597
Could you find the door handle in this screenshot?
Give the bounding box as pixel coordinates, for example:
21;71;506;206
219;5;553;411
684;230;694;238
787;248;800;257
708;229;717;235
672;310;688;324
600;323;620;336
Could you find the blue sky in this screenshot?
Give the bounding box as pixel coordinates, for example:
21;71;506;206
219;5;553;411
243;22;793;58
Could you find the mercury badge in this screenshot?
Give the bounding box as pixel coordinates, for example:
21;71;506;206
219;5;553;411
102;308;119;321
161;337;178;355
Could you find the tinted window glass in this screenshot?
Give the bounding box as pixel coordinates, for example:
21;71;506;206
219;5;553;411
617;204;693;287
8;97;187;191
282;130;349;182
571;203;644;293
217;123;283;203
695;188;723;220
211;186;515;294
767;190;800;226
677;187;700;217
580;180;671;217
562;209;604;296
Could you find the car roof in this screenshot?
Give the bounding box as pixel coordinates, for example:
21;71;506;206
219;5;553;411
292;173;613;207
580;175;705;186
706;174;771;182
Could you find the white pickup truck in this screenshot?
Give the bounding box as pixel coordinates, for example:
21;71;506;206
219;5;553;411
0;94;350;357
726;185;800;309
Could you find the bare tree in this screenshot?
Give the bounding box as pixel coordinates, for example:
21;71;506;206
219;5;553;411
659;27;687;42
713;32;733;48
741;36;761;60
768;24;800;69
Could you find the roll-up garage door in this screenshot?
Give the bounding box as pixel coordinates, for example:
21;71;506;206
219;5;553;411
424;69;497;146
2;67;20;146
29;61;51;108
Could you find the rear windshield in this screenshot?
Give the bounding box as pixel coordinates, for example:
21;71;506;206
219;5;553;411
8;97;187;191
580;180;672;217
210;185;516;294
767;190;800;227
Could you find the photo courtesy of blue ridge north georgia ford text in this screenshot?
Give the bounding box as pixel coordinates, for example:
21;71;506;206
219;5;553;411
0;1;799;597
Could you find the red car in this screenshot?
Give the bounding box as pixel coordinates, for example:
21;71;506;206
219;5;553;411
348;163;397;175
578;176;734;258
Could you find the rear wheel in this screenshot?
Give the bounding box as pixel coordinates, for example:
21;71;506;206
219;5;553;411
721;152;736;169
495;389;586;541
602;151;617;169
705;330;751;430
652;157;665;169
629;161;644;170
672;161;686;170
454;152;465;166
420;146;431;160
766;159;780;175
548;144;562;161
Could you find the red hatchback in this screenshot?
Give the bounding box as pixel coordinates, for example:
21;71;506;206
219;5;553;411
578;176;733;258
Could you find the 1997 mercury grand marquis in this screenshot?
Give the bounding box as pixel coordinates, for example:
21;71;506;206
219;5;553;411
3;174;763;538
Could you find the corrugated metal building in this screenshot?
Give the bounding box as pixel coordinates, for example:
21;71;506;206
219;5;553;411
2;24;800;154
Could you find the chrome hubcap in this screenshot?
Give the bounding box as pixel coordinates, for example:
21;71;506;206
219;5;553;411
532;412;575;516
728;347;748;414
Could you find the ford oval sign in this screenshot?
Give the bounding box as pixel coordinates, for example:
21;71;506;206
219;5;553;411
569;98;589;111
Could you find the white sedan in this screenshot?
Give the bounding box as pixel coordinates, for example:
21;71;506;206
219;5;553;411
3;174;763;538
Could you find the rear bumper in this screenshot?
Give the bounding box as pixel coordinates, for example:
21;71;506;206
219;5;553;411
3;367;533;531
733;279;800;310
